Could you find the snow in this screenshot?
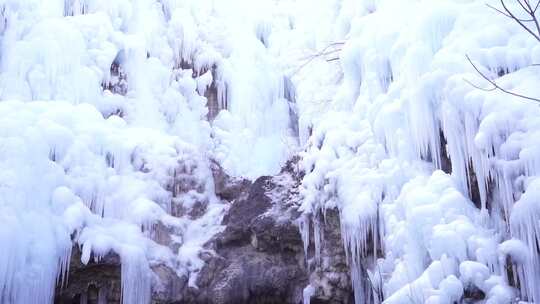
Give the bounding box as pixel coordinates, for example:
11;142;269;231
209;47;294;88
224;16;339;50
2;0;540;303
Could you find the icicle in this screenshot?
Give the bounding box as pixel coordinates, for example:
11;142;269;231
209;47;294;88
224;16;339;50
56;235;73;289
339;207;378;304
441;104;494;211
64;0;88;16
406;80;443;169
216;79;228;112
313;215;322;266
350;258;366;304
302;284;315;304
509;178;540;302
298;214;310;261
120;246;151;304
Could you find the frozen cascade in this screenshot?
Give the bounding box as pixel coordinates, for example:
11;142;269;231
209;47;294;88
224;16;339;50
119;246;151;304
0;0;296;303
2;0;540;303
290;0;540;303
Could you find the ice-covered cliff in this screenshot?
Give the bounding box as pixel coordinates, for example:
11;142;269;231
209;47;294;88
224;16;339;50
293;1;540;303
0;0;295;303
1;0;540;303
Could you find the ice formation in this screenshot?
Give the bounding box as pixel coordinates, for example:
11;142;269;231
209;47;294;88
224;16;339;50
2;0;540;303
0;0;295;303
290;0;540;303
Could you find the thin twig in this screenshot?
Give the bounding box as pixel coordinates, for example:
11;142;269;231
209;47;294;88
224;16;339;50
298;48;342;61
465;55;540;102
487;4;535;22
521;0;540;39
463;78;498;92
291;42;345;76
499;0;540;41
526;0;540;39
517;0;530;14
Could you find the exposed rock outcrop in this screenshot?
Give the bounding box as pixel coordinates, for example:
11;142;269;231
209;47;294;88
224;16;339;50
55;250;122;304
55;159;353;304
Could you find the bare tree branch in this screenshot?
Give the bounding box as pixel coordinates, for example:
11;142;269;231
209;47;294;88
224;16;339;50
463;78;498;92
471;0;540;102
525;0;540;38
494;0;540;41
291;42;345;76
299;48;342;61
517;0;530;14
487;4;535;22
465;55;540;103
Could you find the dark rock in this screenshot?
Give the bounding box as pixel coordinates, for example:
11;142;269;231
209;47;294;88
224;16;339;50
218;176;273;247
439;129;452;175
193;244;306;304
187;164;314;304
467;160;482;210
212;161;252;202
250;213;303;254
55;248;122;304
152;265;188;303
101;50;128;96
462;284;486;303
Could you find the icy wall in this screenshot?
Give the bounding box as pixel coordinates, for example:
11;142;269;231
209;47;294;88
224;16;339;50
2;0;540;303
288;0;540;303
0;0;295;303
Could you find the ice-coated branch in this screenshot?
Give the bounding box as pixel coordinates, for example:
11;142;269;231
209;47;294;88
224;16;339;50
465;55;540;103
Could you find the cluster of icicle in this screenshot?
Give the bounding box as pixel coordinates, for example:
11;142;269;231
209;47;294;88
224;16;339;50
293;0;540;303
0;0;297;303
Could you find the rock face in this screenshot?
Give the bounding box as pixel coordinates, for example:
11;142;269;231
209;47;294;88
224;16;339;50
55;159;354;304
55;250;122;304
303;210;355;304
190;171;307;304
